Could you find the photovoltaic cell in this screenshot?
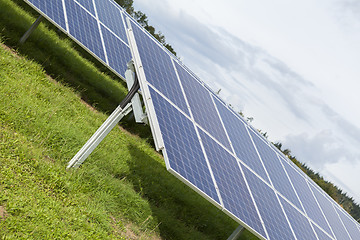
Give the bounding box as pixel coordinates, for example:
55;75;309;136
65;0;106;62
310;185;351;240
335;206;360;240
248;130;303;211
175;63;231;150
279;197;317;240
28;0;67;29
131;22;189;115
94;0;128;43
198;129;266;238
76;0;95;15
242;165;295;240
312;223;334;240
281;160;333;237
101;25;131;75
149;87;220;203
214;99;269;182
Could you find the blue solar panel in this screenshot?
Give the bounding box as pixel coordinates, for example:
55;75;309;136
76;0;95;15
281;160;334;237
279;197;317;240
248;130;303;211
312;223;334;240
28;0;67;30
94;0;128;43
149;87;220;203
214;99;269;182
175;63;231;150
310;184;351;240
198;129;266;238
65;0;106;61
242;165;295;240
25;0;132;79
335;206;360;240
101;25;131;75
131;22;189;115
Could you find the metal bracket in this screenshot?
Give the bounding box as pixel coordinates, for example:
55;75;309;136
125;61;148;124
19;15;43;44
67;62;141;168
227;225;244;240
67;103;132;168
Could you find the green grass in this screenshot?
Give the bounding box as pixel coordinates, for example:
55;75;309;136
0;0;259;239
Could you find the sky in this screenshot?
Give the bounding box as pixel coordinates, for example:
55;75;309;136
132;0;360;204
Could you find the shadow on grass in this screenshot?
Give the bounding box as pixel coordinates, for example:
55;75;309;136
125;142;238;240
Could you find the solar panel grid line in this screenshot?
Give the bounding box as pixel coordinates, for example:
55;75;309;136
312;185;353;240
276;154;312;220
207;94;270;239
210;92;236;151
244;127;273;183
175;63;231;150
215;101;271;183
65;0;107;61
247;164;299;239
162;150;224;209
232;159;270;239
332;205;354;240
335;204;360;235
25;0;130;81
91;0;109;65
282;159;337;238
308;179;349;212
241;164;297;239
306;179;338;239
312;223;336;240
170;58;225;208
125;17;165;151
82;0;130;48
197;127;268;239
311;181;360;239
210;95;310;239
25;1;66;32
61;0;69;32
242;127;332;239
279;195;320;240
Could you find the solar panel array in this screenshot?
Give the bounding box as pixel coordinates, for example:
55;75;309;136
24;0;360;239
25;0;132;79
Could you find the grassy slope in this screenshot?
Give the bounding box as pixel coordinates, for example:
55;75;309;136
0;0;258;239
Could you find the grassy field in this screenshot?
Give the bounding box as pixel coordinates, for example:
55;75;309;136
0;0;258;239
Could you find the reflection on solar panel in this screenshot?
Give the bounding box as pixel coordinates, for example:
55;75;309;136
24;0;360;239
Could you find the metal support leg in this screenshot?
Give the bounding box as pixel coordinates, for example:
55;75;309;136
19;15;43;44
67;103;132;168
227;225;244;240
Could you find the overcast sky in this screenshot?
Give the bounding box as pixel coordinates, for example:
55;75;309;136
132;0;360;203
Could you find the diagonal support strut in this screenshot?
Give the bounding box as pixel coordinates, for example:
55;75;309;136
227;225;244;240
19;15;43;44
67;69;140;168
